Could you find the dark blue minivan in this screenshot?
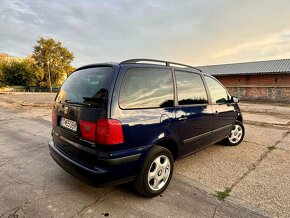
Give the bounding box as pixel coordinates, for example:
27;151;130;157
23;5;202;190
49;59;244;197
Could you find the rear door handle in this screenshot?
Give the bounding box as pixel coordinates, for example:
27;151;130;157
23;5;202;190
178;115;187;121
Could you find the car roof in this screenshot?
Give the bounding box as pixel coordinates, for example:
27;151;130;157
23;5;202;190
75;59;203;74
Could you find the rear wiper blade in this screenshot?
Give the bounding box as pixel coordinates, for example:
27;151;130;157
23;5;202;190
83;95;106;100
65;99;91;106
83;97;99;100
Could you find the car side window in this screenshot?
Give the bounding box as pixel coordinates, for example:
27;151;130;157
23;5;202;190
119;68;174;109
175;71;208;105
204;76;228;104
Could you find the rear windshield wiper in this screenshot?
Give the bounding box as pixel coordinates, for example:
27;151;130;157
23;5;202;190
82;97;105;101
83;97;99;100
64;99;91;106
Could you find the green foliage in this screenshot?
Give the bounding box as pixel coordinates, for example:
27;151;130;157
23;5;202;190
215;187;231;200
66;65;76;77
0;58;36;87
0;62;4;87
0;37;74;89
32;37;74;87
267;145;276;151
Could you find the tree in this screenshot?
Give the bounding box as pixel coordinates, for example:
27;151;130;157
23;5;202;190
32;37;74;90
0;59;4;87
0;58;36;87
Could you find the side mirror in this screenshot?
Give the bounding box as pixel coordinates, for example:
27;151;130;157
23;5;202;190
231;96;239;103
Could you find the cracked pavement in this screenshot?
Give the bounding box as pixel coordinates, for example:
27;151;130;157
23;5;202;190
176;103;290;217
0;93;288;217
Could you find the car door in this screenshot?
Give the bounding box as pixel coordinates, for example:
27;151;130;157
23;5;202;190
174;70;214;156
204;75;236;144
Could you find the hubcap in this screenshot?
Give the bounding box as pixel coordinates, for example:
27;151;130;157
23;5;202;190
147;155;171;191
228;124;243;143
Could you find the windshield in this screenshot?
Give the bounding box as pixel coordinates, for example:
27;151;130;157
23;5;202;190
56;67;112;107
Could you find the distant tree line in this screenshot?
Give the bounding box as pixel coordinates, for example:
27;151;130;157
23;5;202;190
0;37;75;89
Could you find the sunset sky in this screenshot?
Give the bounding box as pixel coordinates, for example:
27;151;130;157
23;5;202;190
1;0;290;67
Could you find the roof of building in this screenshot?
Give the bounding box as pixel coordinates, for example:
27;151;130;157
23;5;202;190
197;59;290;76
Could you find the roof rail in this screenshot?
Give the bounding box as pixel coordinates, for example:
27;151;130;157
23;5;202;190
120;59;202;72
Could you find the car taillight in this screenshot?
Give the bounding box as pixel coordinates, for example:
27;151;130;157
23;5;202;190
96;119;124;145
79;119;124;145
52;110;57;127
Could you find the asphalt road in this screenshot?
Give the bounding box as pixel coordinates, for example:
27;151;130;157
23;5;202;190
0;97;270;217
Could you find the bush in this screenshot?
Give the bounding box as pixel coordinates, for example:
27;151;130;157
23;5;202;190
0;58;36;87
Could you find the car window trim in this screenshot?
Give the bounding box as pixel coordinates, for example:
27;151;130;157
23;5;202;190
175;103;209;108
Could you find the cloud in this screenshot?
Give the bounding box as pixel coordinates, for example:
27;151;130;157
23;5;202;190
212;30;290;62
1;0;290;67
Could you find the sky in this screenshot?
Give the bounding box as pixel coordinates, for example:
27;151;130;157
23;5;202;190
1;0;290;68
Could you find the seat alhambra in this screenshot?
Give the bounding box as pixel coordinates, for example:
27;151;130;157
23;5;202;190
49;59;245;197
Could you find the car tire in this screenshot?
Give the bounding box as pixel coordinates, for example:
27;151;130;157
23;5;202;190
134;145;174;197
223;120;245;146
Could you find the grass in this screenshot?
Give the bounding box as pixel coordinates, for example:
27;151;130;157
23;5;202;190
215;187;231;200
267;145;276;151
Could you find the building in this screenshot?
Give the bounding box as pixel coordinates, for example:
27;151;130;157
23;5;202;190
198;59;290;103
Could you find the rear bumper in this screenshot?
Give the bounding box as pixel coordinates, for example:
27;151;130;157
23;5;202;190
48;140;140;186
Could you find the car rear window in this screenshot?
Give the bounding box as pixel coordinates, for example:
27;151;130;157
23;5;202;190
56;67;112;107
119;68;174;109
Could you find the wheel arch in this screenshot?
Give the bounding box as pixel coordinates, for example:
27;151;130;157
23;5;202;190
154;138;179;161
237;114;243;123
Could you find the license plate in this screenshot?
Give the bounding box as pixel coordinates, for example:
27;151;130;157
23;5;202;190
60;117;77;132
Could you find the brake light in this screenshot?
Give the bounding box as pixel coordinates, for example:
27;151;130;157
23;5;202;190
80;120;96;142
52;110;57;127
79;119;124;145
96;119;124;145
